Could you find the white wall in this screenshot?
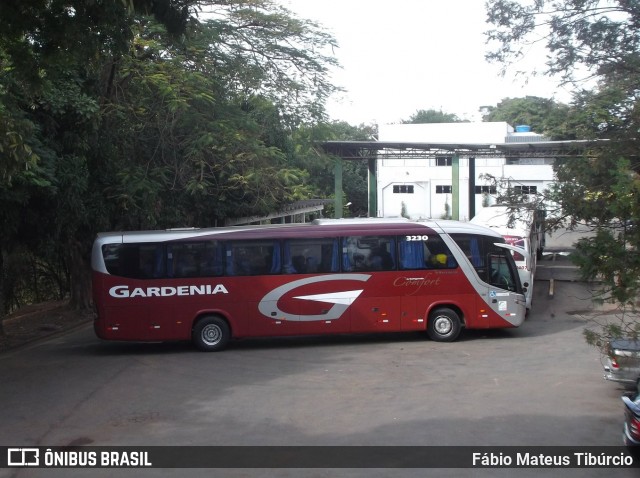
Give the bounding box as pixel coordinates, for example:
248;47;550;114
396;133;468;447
376;123;555;220
379;122;513;144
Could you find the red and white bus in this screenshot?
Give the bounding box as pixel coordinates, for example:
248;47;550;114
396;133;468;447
91;218;526;351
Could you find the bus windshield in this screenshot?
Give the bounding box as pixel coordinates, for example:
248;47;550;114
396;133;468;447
449;233;522;293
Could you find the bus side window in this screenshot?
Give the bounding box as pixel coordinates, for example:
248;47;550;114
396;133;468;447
322;240;340;272
399;236;456;270
292;255;306;273
101;244;165;279
169;243;200;278
234;248;258;275
449;234;490;278
167;241;225;278
119;246;140;278
368;243;395;270
283;238;339;274
174;250;198;277
425;237;457;269
141;245;164;278
343;236;396;272
127;244;165;278
399;239;425;269
225;248;235;276
200;242;224;276
229;240;280;276
102;244;122;276
268;242;281;274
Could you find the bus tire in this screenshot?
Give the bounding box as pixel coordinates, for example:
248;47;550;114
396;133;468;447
192;316;230;352
427;308;461;342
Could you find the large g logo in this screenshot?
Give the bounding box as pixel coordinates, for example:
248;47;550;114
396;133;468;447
258;274;371;322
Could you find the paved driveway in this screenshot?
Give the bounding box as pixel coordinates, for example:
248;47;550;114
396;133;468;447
0;279;635;477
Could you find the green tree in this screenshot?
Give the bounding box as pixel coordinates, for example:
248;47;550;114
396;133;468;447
485;0;640;344
486;0;640;83
403;109;463;124
99;4;338;226
0;0;138;317
483;96;575;140
0;1;339;319
292;121;377;218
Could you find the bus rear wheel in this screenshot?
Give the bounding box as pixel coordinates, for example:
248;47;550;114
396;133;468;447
427;308;461;342
192;316;230;352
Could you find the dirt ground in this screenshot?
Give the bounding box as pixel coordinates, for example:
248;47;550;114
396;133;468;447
0;301;94;353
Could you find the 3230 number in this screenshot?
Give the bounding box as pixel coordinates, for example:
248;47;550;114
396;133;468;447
405;235;429;241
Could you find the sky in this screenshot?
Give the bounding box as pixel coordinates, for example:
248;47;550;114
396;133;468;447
282;0;573;126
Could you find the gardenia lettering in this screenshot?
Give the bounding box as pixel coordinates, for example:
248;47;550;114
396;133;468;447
109;284;229;298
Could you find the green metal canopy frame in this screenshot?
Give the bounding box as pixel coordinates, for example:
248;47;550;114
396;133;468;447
320;139;608;220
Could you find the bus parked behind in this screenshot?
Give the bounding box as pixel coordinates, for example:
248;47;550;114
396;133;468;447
470;204;545;311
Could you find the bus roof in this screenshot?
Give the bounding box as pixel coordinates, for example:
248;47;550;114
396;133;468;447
94;218;503;245
469;206;535;235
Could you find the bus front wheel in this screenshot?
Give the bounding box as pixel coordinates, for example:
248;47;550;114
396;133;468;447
427;308;461;342
192;316;230;352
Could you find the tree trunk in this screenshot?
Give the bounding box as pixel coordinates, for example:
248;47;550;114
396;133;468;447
68;239;92;311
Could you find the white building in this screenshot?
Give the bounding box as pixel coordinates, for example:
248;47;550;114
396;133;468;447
376;122;555;221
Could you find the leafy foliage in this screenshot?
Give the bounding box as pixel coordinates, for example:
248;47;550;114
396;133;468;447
0;1;340;317
290;121;377;218
402;109;464;124
486;0;640;83
485;0;640;347
482;96;575;140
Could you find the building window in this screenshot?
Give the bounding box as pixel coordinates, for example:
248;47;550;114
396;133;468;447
435;156;452;166
435;185;452;194
393;185;414;194
514;185;537;194
474;186;497;194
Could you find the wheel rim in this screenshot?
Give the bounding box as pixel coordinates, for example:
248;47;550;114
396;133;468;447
201;324;222;346
433;316;452;335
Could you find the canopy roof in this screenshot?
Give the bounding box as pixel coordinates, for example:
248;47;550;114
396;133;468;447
320;139;609;159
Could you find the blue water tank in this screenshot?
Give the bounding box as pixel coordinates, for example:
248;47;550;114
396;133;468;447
515;125;532;133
